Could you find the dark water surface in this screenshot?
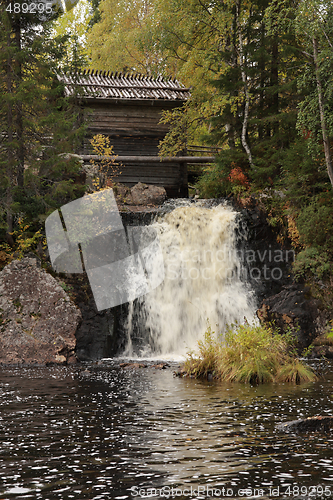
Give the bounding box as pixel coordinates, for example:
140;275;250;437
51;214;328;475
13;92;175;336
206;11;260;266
0;361;332;500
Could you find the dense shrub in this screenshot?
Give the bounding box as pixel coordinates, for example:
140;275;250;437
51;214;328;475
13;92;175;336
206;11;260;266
297;200;333;252
184;323;317;384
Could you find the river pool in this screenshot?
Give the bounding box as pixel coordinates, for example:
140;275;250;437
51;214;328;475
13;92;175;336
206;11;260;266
0;361;332;500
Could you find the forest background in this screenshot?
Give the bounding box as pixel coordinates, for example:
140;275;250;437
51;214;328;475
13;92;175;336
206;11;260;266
1;0;333;301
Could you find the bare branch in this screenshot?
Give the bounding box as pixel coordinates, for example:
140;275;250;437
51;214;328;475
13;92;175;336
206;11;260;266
322;28;333;49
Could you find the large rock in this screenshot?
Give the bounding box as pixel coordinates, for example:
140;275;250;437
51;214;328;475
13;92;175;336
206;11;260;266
130;182;167;206
257;284;326;349
58;273;127;361
0;258;81;365
310;333;333;359
277;416;333;434
75;298;116;361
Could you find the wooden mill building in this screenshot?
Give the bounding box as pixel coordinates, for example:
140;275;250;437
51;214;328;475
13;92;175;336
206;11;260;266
61;70;192;197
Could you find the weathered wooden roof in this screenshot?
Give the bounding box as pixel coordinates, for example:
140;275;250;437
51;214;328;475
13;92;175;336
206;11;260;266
61;70;191;102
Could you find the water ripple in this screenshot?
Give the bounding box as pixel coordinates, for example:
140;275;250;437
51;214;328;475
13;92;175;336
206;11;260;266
0;362;332;499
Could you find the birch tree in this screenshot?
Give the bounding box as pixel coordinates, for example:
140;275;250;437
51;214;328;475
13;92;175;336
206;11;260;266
236;0;253;168
87;0;163;75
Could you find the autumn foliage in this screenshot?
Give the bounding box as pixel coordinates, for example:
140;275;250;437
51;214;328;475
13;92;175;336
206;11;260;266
228;165;250;188
90;134;121;190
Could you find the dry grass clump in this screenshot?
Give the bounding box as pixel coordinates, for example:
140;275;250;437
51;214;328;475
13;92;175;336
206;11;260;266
184;326;222;380
184;323;317;384
276;359;317;383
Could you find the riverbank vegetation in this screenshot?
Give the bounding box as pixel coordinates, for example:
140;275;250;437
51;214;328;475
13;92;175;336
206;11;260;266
183;324;317;384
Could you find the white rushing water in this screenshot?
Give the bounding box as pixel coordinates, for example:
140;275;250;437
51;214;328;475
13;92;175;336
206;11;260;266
124;202;257;359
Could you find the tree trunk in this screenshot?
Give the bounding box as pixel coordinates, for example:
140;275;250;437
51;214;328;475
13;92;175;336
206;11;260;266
14;19;24;188
6;26;14;246
313;36;333;189
236;0;254;168
225;123;235;149
270;36;279;137
258;20;265;141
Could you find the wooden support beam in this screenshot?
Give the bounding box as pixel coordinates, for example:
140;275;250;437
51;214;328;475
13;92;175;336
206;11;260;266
80;155;215;163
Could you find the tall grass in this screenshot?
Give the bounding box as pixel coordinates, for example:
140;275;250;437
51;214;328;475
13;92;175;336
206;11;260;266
184;323;317;384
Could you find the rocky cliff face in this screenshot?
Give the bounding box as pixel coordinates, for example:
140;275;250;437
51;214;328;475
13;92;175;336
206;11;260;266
75;297;116;361
0;258;81;365
236;205;294;303
1;200;327;365
257;284;327;349
237;204;329;350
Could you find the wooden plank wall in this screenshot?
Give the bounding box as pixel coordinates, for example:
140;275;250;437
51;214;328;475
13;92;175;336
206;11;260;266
84;102;169;155
83;101;188;197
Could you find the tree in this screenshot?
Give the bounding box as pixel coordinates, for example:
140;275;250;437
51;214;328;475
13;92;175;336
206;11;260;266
51;0;92;69
295;0;333;189
88;0;102;27
0;1;86;246
154;0;303;194
265;0;333;190
87;0;165;75
148;0;238;153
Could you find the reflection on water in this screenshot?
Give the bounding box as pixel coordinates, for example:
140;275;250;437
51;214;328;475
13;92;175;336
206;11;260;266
0;362;332;499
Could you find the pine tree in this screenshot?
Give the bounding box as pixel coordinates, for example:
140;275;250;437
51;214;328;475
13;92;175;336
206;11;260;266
0;1;86;246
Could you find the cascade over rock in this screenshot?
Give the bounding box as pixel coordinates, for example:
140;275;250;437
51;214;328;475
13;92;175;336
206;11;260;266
0;257;81;365
124;202;257;357
73;199;327;358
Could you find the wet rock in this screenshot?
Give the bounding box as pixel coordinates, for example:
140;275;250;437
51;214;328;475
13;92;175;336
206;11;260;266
119;362;147;369
276;416;333;434
113;183;133;205
130;182;167;206
150;362;170;369
67;355;78;364
257;284;326;349
234;204;294;302
310;333;333;359
0;258;81;365
55;355;67;364
309;345;333;359
174;367;187;377
75;298;116;361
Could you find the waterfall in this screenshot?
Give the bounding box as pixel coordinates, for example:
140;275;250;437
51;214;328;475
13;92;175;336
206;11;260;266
123;201;257;359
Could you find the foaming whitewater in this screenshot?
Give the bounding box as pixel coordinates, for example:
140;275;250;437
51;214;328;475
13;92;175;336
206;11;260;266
123;202;257;359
